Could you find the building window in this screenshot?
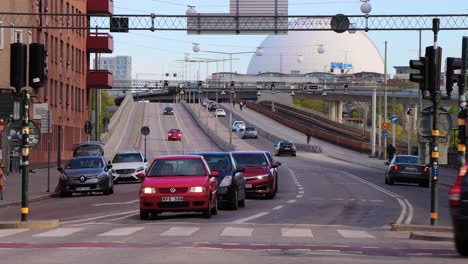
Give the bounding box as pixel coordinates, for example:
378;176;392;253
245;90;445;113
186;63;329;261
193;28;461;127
59;81;63;107
71;46;74;71
11;27;23;43
65;84;69;108
0;21;4;49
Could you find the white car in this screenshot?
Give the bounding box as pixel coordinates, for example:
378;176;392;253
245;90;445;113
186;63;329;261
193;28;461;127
110;151;148;183
215;108;226;117
232;121;246;131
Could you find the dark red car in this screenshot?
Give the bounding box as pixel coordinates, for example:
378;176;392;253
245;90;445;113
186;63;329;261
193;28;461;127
449;162;468;256
231;151;280;199
139;155;219;219
167;128;182;141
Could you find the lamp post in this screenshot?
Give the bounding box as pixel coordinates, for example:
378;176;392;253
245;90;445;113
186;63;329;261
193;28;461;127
360;0;372;32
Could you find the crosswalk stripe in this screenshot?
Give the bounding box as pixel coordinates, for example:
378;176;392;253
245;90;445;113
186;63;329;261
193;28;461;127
337;230;375;239
33;228;84;237
0;229;29;238
221;227;253;237
160;227;199;236
98;227;144;236
281;228;313;238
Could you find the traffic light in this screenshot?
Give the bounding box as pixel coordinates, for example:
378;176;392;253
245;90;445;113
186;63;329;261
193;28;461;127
426;46;442;97
409;57;428;94
10;43;27;90
445;57;462;97
29;43;46;91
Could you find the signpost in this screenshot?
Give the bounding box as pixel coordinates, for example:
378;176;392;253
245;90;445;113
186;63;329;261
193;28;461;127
40;111;52;192
140;126;150;160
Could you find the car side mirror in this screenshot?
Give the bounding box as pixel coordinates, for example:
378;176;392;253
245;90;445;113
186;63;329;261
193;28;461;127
107;164;113;170
271;162;279;168
211;170;220;177
384;161;390;165
57;167;64;173
144;159;148;163
108;160;111;165
236;167;245;173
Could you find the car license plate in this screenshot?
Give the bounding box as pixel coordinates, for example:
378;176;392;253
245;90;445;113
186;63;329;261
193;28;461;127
284;148;290;150
162;196;184;202
76;187;90;191
404;167;417;172
121;174;132;178
245;184;252;189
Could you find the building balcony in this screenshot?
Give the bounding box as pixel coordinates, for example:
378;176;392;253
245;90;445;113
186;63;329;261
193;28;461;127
87;70;113;89
87;33;114;53
87;0;114;15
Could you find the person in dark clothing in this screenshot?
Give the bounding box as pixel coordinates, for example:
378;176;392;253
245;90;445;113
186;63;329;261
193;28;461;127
239;101;244;111
387;144;396;161
306;133;311;144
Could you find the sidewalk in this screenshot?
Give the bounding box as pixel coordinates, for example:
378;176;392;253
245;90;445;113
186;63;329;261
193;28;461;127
0;166;60;208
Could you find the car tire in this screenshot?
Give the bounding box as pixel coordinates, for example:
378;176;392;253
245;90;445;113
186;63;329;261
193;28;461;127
238;198;246;208
275;153;279;156
140;210;150;220
230;190;239;210
420;181;430;188
211;198;218;215
60;191;71;198
455;236;468;256
203;199;212;218
292;153;296;157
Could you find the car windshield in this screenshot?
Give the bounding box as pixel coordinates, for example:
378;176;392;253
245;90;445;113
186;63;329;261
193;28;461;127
245;127;255;131
201;154;232;172
232;153;268;167
234;122;243;126
395;156;419;164
165;107;172;111
112;153;143;163
73;145;103;156
147;159;206;177
169;129;180;133
67;158;103;169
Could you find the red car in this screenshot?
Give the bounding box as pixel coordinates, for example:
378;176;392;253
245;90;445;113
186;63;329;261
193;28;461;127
167;128;182;141
231;151;280;199
139;155;219;219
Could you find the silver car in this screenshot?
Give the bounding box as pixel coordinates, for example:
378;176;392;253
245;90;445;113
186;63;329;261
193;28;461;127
242;126;258;139
57;156;114;197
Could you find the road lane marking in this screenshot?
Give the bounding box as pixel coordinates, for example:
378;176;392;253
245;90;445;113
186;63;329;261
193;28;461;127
369;200;384;203
337;230;375;239
0;229;29;238
298;187;304;190
404;198;414;224
232;212;269;224
298;191;305;194
61;210;140;224
281;228;313;238
160;227;199;236
272;205;283;210
310;198;324;200
91;199;139;206
286;200;296;203
221;227;253;237
332;198;345;201
34;228;84;237
98;227;144;236
296;195;303;198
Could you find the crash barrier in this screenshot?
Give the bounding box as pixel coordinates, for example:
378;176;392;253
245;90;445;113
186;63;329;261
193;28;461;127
181;101;236;151
101;93;135;143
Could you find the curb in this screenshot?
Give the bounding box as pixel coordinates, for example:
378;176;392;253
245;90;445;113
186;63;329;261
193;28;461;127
391;224;453;232
0;193;55;208
0;219;60;229
409;231;454;242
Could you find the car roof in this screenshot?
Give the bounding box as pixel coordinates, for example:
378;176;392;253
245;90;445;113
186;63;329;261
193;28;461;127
231;150;267;154
164;106;173;108
155;155;204;160
114;151;142;155
71;156;104;161
74;141;104;146
187;151;230;156
168;128;181;131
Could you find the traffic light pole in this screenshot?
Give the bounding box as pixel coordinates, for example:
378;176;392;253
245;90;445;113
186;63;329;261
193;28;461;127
458;37;468;170
20;90;31;222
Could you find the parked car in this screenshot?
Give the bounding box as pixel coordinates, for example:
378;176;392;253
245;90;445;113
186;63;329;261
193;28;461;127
242;126;258;139
449;162;468;256
168;128;182;141
274;141;297;156
188;152;246;210
110;151;148;183
163;106;174;115
231;151;280;199
232;121;246;131
139;155;219;219
215;108;226;117
72;141;105;157
384;155;430;187
57;156;114;197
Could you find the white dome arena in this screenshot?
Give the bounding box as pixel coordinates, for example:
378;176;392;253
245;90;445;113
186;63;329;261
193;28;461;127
247;31;384;75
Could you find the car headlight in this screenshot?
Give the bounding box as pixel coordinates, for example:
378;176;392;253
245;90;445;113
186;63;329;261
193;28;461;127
189;186;206;193
143;187;156;194
219;176;232;187
256;174;270;180
97;174;108;179
136;166;144;172
59;174;68;180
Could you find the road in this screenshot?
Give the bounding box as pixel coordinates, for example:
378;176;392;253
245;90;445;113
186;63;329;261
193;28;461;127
0;102;459;263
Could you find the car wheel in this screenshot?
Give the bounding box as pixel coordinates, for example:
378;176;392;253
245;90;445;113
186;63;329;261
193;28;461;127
140;210;150;220
203;199;212;218
60;191;71;198
238;198;246;208
456;236;468;256
274;176;278;193
230;190;239;210
292;153;296;157
211;197;218;215
275;153;279;156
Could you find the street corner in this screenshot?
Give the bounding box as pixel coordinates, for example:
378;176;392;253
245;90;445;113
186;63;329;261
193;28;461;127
0;219;60;229
410;231;454;242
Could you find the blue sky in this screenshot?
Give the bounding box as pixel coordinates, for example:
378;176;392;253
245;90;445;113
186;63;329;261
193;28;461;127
109;0;468;79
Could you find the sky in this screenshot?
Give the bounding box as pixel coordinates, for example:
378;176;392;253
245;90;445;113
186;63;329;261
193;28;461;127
108;0;468;79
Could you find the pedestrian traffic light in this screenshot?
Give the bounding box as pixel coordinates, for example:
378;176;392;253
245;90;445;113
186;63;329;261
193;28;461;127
445;57;462;97
409;57;428;94
426;46;442;98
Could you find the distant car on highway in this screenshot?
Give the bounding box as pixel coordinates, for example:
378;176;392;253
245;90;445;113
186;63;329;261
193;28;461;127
110;151;148;183
384;155;430;187
449;162;468;256
57;156;114;197
188;152;246;210
274;141;297;156
163;106;174;115
139;155;219;219
208;102;218;111
215;108;226;117
232;121;246;131
231;151;280;199
167;128;182;141
72;141;105;157
242;126;258;139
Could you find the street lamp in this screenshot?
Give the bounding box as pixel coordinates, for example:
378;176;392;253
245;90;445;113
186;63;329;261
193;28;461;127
360;0;372;32
186;6;197;15
271;83;276;112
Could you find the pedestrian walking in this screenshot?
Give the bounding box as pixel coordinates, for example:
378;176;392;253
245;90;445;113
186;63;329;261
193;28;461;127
387;144;396;161
306;133;311;144
239;101;244;111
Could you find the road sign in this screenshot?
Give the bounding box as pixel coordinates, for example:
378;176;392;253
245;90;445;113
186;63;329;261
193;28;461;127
382;123;389;130
84;121;92;135
141;126;150;136
390;115;399;125
40;111;52;134
6;120;41;149
382;130;389;137
33;103;48;120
